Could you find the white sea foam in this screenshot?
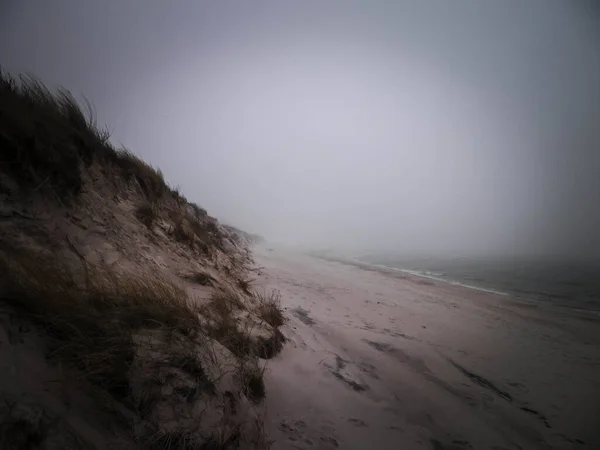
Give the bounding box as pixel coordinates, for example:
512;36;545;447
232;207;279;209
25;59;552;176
353;260;509;296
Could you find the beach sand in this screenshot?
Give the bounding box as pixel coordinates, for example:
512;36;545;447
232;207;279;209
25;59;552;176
254;245;600;449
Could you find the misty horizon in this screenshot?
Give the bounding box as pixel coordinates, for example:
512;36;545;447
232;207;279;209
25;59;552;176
2;0;599;260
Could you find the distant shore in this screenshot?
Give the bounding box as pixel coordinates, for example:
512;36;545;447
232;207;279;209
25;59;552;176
312;250;600;316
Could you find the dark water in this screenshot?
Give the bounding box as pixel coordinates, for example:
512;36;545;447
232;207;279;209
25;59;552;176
358;255;600;312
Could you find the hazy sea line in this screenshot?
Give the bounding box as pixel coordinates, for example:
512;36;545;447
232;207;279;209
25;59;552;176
355;254;600;312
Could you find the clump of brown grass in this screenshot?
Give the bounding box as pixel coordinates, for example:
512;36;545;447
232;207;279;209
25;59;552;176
208;290;246;317
237;359;266;404
143;427;243;450
199;290;255;358
237;277;254;294
143;430;203;450
0;244;200;399
253;329;286;360
187;271;213;286
108;148;169;202
190;202;208;220
253;289;285;328
199;289;286;360
167;354;216;396
168;208;220;255
136;201;159;228
170;185;187;205
172;217;196;245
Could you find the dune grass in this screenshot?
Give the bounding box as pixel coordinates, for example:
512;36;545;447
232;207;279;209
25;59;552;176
136;201;159;228
199;288;286;360
238;358;267;403
0;244;200;399
199;290;255;358
186;271;214;286
253;289;285;328
0;71;169;201
0;242;280;406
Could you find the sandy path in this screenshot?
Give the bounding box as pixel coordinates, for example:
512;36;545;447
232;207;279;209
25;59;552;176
254;245;600;450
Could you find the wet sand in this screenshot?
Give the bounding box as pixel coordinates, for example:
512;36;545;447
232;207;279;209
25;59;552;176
255;245;600;449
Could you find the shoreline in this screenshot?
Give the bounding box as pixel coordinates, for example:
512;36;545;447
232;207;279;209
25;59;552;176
349;259;510;296
315;252;600;318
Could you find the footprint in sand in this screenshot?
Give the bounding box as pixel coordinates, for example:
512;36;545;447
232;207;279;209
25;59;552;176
319;436;339;448
357;361;379;380
430;438;474;450
326;355;369;392
279;420;339;449
348;418;368;427
279;418;310;445
292;307;316;326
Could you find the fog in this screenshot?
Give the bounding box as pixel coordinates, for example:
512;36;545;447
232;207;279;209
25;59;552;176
2;1;599;259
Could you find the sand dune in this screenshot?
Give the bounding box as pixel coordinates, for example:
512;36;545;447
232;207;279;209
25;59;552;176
256;245;600;449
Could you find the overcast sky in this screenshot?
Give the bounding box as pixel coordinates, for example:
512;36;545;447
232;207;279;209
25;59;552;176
1;1;599;258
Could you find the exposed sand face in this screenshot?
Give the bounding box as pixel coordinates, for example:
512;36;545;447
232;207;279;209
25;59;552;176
255;245;600;450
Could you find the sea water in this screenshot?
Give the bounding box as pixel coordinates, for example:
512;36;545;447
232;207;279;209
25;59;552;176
357;255;600;312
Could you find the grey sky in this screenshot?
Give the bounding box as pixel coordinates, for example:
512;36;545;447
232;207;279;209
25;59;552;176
1;0;599;258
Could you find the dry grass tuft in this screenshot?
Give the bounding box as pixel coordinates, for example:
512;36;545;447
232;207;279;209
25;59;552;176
143;427;243;450
187;271;213;286
0;244;200;399
167;354;216;396
143;430;202;450
136;201;159;228
209;290;246;315
254;329;286;360
168;208;220;255
170;185;188;205
253;289;285;328
200;289;286;360
199;290;256;358
190;202;208;220
238;360;266;404
109;148;168;202
172;217;196;245
237;277;254;294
